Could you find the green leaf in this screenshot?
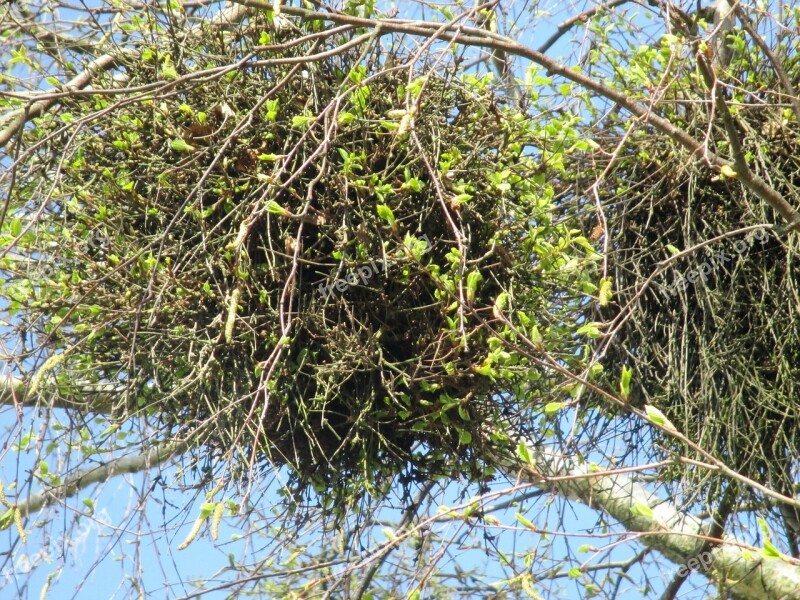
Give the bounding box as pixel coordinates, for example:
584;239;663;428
584;583;601;597
265;200;289;216
0;508;13;531
631;502;654;518
459;430;472;445
170;138;195;153
199;501;216;518
576;322;602;338
761;540;781;558
291;115;314;128
515;512;537;530
644;404;677;432
492;292;509;318
466;271;482;302
516;441;533;465
401;170;425;192
620;366;632;400
474;362;494;377
10;217;22;237
376;204;396;226
598;277;613;307
544;402;565;416
438;6;455;20
161;63;178;80
757;517;771;539
666;244;680;256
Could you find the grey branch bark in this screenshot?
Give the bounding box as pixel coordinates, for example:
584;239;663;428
711;0;735;69
3;5;800;596
492;438;800;600
0;374;119;412
3;379;799;597
14;441;187;519
0;52;127;149
1;376;186;517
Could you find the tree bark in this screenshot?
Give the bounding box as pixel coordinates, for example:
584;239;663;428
493;438;800;599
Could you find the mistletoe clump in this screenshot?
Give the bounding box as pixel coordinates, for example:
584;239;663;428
580;27;800;507
7;12;598;508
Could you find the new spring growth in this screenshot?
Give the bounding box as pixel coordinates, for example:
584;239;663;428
225;288;240;343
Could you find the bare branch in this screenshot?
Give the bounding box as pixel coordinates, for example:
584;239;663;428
12;441;187;519
734;5;800;122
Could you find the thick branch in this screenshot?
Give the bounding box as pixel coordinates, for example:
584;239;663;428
0;374;118;412
492;440;800;599
14;441;187;519
0;52;126;149
4;365;798;596
660;482;737;600
0;377;184;516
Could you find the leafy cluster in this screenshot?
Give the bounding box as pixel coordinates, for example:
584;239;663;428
2;11;599;510
581;21;800;506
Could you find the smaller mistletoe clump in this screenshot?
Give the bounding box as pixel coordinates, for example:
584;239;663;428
581;27;800;507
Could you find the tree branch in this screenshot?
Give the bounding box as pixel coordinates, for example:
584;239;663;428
493;440;800;599
659;481;737;600
536;0;630;55
734;5;800;122
0;374;119;413
6;362;799;597
0;3;254;150
0;52;127;149
12;441;187;519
